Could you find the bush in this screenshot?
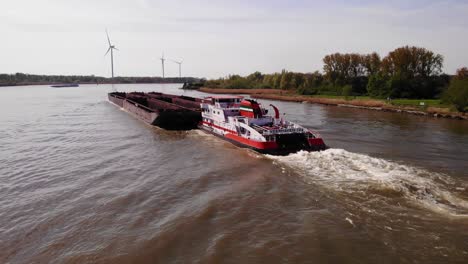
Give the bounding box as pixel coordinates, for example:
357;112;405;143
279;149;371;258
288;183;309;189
350;76;368;95
204;79;222;88
342;85;353;98
298;86;318;95
367;73;390;98
225;78;252;89
444;79;468;112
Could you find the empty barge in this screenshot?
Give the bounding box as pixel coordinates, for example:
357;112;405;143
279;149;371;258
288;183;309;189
108;92;202;130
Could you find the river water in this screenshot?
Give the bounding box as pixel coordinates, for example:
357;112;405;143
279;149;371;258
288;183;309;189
1;84;467;263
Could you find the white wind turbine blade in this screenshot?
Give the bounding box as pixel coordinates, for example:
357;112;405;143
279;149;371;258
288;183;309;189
170;59;183;64
105;46;111;56
106;29;112;46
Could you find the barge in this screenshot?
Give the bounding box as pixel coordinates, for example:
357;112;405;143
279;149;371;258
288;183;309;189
108;92;202;130
108;92;327;155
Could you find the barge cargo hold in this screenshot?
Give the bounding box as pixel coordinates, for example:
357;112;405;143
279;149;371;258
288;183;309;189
108;92;202;130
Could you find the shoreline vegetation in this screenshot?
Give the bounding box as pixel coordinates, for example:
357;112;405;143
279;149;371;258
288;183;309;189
203;46;468;120
0;73;203;87
199;88;467;120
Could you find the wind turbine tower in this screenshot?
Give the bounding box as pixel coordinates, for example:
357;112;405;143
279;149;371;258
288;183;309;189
160;53;166;78
171;59;183;78
105;30;118;78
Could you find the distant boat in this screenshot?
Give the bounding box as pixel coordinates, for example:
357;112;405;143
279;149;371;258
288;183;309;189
50;84;79;88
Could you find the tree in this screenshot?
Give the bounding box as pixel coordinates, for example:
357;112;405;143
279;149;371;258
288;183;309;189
381;46;443;78
362;52;381;76
350;76;369;95
292;73;304;89
323;52;380;95
262;74;273;88
323;53;342;84
456;67;468;80
298;71;324;95
225;77;251;89
272;73;281;89
379;46;444;98
309;71;324;87
247;71;263;83
444;79;468;112
367;73;390;98
280;70;294;90
348;53;367;78
323;52;378;82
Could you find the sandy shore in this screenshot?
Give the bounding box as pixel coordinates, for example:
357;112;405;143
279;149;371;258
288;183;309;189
199;88;467;120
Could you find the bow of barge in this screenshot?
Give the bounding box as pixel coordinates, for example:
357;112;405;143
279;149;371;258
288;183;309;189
108;92;202;130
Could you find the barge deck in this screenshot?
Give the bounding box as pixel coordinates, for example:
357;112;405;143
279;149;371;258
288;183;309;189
108;92;202;130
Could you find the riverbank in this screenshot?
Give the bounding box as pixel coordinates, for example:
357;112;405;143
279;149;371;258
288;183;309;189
0;73;201;87
199;87;467;120
0;81;184;87
199;88;284;95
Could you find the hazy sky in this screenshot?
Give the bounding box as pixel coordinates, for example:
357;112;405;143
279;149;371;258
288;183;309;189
1;0;467;78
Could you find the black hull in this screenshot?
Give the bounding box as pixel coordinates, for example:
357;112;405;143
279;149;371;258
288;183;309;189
154;111;201;130
108;92;201;130
257;144;328;156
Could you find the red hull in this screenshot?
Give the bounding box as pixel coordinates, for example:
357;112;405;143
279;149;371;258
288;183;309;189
199;123;327;155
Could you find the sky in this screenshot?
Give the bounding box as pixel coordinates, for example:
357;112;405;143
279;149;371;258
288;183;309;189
1;0;467;78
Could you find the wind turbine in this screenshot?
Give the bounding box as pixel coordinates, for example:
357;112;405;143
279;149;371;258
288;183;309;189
170;59;183;78
105;30;118;78
160;53;166;78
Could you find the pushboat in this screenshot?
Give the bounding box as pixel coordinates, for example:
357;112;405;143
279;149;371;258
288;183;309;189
199;95;327;155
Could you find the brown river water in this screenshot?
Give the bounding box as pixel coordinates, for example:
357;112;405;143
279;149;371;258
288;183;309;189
1;84;467;263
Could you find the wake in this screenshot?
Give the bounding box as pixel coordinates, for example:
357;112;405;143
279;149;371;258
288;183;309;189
267;149;468;217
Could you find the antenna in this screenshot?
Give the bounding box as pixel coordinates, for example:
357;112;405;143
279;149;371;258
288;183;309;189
105;29;118;79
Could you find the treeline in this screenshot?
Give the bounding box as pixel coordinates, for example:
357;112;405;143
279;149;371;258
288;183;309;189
0;73;202;86
205;46;454;100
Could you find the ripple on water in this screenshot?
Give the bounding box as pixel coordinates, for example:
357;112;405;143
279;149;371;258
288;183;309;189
1;84;468;263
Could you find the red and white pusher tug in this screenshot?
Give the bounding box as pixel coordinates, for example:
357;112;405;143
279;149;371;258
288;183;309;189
199;96;327;155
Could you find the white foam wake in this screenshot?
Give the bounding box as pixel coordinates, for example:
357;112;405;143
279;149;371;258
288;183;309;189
267;149;468;217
